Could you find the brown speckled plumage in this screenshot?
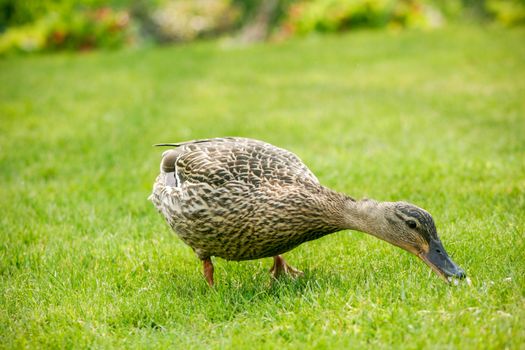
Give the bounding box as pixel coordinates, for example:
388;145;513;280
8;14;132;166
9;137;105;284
149;137;350;261
149;137;466;286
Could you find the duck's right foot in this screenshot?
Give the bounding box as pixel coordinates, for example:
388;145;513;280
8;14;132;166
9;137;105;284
270;255;304;280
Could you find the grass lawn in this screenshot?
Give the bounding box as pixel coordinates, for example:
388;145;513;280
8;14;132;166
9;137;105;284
1;25;524;349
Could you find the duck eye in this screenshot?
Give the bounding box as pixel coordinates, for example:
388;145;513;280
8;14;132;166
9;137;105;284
406;220;417;229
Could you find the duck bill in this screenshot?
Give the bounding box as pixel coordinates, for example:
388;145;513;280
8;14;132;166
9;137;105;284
418;239;466;283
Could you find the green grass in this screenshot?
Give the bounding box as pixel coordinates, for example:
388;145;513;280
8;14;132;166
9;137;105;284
1;25;524;349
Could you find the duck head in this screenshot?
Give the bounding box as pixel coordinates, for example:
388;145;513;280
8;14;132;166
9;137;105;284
382;202;466;282
346;200;466;283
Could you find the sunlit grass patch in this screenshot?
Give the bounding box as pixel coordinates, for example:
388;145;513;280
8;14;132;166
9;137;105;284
1;25;524;349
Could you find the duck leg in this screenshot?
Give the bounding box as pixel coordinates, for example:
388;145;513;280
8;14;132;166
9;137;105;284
270;255;304;279
202;258;214;287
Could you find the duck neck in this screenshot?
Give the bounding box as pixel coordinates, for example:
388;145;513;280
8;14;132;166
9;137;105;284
340;198;389;240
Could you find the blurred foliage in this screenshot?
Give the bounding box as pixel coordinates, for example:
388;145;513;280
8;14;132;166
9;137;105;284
149;0;239;42
486;0;525;25
0;7;132;55
0;0;524;55
280;0;443;35
232;0;295;28
0;0;134;30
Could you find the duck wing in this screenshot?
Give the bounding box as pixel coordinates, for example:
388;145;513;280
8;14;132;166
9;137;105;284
156;137;319;188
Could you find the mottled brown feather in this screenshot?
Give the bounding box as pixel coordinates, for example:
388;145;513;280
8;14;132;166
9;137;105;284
149;137;350;260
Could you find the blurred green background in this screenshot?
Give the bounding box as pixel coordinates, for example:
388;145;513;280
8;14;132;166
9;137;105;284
1;0;525;349
1;0;524;55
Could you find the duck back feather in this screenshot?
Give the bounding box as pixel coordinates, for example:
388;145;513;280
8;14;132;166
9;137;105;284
149;137;348;261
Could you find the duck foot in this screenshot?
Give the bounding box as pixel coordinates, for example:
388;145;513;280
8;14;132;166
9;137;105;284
270;255;304;279
202;258;214;287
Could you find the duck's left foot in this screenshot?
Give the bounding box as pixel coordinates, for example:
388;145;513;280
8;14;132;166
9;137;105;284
202;257;214;287
270;255;304;279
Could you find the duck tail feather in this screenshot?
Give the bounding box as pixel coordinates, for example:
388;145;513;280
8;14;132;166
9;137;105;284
153;137;239;148
154;143;182;147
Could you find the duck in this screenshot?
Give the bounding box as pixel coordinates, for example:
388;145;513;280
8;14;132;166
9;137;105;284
149;137;466;286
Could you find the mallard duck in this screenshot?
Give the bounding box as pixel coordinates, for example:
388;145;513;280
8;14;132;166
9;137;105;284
149;137;465;286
